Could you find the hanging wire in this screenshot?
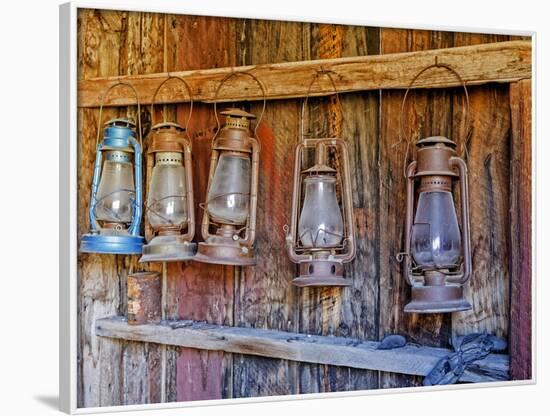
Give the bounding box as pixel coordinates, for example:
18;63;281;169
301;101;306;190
394;59;472;178
149;75;194;142
96;81;143;147
212;70;267;140
300;68;347;143
297;69;352;252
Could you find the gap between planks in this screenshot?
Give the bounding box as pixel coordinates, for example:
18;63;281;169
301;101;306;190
78;40;531;107
96;316;509;383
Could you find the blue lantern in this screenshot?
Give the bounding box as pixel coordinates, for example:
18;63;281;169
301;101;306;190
80;82;144;255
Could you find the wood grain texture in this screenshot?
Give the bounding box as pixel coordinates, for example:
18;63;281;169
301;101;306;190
76;11;532;406
169;15;239;402
451;33;513;340
298;23;381;394
96;316;509;382
509;79;532;380
78;9;166;407
118;11;165;405
78;9;127;407
378;28;456;390
231;18;308;399
77;40;532;107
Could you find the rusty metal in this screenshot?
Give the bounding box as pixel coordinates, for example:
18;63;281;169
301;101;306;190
286;138;355;287
127;271;161;325
140;76;196;263
399;62;473;313
195;72;266;266
403;138;472;313
285;70;355;287
396;61;471;179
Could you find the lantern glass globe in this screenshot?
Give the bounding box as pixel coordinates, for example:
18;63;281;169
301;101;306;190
298;175;343;248
207;153;251;225
147;160;187;230
95;159;135;223
411;191;461;268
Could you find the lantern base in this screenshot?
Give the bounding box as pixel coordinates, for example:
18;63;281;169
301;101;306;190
193;240;255;266
80;233;144;255
292;260;350;287
405;284;471;313
139;236;197;263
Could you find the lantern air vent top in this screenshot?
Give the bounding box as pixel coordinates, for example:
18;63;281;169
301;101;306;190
105;118;136;128
416;136;457;147
220;108;257;119
221;108;257;130
151;121;186;132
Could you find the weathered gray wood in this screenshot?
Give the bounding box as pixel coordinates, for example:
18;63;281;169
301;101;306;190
297;22;381;395
78;40;531;107
232;18;305;399
78;9;127;408
509;79;532;380
96;316;508;382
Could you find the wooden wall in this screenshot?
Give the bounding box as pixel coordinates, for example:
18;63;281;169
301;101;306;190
77;9;531;407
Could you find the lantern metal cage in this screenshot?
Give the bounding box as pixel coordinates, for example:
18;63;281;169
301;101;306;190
399;63;473;313
285;71;356;287
139;76;196;263
193;72;266;266
80;82;144;255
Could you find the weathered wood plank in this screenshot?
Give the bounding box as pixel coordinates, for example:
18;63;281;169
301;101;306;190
78;9;127;408
168;14;238;402
451;33;512;340
378;28;455;391
118;11;165;406
78;40;531;107
232;17;305;399
96;316;509;382
298;23;381;395
509;79;532;380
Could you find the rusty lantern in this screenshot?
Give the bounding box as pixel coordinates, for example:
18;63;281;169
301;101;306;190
193;72;266;266
140;76;196;263
400;63;472;313
285;73;356;287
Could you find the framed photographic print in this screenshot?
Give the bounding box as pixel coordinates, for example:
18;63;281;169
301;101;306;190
59;1;534;413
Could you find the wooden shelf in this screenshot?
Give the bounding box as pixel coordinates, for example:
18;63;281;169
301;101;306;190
78;40;531;108
96;316;509;383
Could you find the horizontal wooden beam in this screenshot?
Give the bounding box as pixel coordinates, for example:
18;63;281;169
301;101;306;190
78;40;531;108
96;316;509;383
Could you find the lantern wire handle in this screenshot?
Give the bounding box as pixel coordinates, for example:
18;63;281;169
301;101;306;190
149;75;194;142
212;71;267;139
96;81;143;148
395;60;471;179
300;69;346;143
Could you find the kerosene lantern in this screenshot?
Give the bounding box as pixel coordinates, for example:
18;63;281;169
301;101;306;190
286;139;356;287
285;71;356;287
193;72;266;266
400;63;472;313
80;82;144;255
139;76;196;262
